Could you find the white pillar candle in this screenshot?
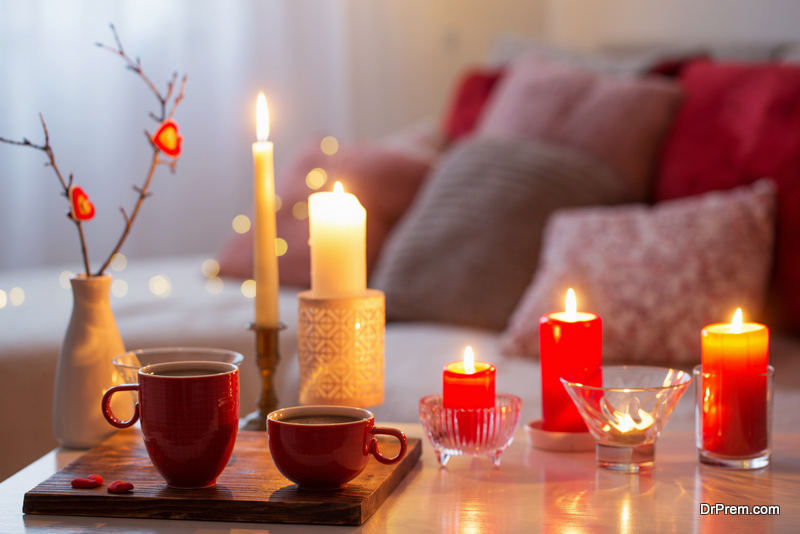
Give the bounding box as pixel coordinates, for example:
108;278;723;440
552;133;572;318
253;93;280;327
308;182;366;298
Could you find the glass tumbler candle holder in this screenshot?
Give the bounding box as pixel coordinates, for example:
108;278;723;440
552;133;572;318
561;366;692;473
419;394;522;467
694;365;774;470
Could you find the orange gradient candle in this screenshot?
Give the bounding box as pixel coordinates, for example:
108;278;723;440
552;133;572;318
539;289;602;432
701;309;769;456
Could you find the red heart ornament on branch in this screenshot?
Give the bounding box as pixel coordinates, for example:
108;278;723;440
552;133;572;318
68;185;95;221
152;119;183;157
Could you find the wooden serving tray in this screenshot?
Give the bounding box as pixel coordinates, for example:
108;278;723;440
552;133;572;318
23;428;422;526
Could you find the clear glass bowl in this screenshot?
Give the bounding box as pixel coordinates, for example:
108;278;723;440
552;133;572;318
419;394;522;467
113;347;245;384
561;366;692;473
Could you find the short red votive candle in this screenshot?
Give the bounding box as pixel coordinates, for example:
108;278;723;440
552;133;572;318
443;347;496;409
701;308;769;457
539;289;602;433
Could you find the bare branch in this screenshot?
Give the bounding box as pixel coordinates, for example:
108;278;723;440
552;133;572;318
0;136;38;148
96;150;160;275
132;184;154;198
166;75;187;121
5;23;188;277
97;24;166;119
164;72;178;103
110;23;124;54
39;113;49;146
157;158;178;173
143;129;156;148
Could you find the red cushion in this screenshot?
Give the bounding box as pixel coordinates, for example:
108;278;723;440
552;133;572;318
217;138;431;287
441;68;505;143
654;60;800;332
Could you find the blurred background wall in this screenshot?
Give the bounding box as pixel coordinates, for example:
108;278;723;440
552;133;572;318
546;0;800;50
3;0;800;271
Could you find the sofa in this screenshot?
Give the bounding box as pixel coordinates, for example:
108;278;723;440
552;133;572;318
4;39;800;482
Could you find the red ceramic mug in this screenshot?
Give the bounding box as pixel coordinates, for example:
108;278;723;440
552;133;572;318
102;361;239;488
268;406;407;490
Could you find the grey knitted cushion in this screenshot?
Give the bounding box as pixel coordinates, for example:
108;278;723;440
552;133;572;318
370;138;630;330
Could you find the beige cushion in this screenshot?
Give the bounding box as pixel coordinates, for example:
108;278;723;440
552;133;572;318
370;138;630;330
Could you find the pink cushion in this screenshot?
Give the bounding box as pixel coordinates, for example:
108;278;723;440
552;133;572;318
217;138;431;287
500;180;776;364
475;55;682;200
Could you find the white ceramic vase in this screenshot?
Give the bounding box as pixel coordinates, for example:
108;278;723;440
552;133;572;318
52;275;134;448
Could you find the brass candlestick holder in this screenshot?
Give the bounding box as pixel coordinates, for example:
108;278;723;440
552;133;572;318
298;289;385;407
240;322;286;431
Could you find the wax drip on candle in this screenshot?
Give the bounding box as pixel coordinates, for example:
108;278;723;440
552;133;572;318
464;346;475;374
565;288;577;321
731;308;743;334
257;93;269;142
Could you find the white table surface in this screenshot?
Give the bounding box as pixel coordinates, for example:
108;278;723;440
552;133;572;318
2;423;798;533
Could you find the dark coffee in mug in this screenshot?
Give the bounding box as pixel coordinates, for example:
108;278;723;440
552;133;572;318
282;415;363;425
146;368;224;377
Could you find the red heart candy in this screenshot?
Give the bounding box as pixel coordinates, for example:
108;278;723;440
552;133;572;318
152;119;183;157
107;480;134;493
68;185;95;221
71;476;102;489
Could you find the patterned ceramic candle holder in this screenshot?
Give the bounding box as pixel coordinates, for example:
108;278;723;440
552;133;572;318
297;289;385;407
561;366;692;473
419;393;522;467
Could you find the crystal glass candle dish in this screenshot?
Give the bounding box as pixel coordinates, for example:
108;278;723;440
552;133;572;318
113;347;244;384
561;366;692;473
419;394;522;467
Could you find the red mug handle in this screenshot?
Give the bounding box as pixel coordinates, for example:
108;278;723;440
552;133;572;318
369;427;408;465
102;384;140;429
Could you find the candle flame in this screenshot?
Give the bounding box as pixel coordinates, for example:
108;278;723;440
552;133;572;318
256;93;269;142
609;408;654;433
463;346;475;374
731;308;743;334
333;181;344;194
565;288;577;321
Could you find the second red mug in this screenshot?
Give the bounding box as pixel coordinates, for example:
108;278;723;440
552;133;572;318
268;405;407;490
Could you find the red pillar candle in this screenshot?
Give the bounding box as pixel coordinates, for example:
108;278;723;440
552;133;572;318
701;309;769;456
539;289;602;433
443;347;496;409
